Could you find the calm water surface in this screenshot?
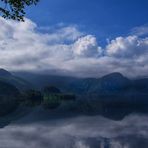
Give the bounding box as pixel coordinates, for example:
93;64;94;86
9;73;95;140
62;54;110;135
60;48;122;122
0;110;148;148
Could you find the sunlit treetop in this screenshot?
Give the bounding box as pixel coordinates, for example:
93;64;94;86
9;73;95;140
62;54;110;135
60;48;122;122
0;0;39;21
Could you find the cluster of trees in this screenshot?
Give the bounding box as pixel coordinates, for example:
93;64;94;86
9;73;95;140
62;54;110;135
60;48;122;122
42;86;76;109
21;86;76;109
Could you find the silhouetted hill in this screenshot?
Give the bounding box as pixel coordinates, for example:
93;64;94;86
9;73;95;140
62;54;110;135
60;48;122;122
0;81;20;116
67;73;131;94
0;80;19;95
101;72;130;91
0;69;12;77
0;69;32;91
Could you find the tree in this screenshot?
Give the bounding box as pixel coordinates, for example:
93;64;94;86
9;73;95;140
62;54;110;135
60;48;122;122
0;0;39;21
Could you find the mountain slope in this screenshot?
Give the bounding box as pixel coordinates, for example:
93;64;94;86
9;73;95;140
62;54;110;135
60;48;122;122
0;69;32;91
132;78;148;92
68;73;131;94
13;72;80;91
13;71;148;95
0;80;20;116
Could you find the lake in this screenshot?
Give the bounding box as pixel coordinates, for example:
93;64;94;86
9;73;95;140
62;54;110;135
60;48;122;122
0;107;148;148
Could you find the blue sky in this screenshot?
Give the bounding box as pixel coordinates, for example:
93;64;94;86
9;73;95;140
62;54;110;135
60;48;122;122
0;0;148;77
26;0;148;45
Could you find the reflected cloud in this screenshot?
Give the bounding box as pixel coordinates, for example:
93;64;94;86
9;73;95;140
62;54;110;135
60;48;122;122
0;113;148;148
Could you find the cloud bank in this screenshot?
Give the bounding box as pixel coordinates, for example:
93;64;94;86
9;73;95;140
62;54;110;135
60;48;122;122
0;17;148;78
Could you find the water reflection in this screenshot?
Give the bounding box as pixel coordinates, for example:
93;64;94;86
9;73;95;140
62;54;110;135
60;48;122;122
0;112;148;148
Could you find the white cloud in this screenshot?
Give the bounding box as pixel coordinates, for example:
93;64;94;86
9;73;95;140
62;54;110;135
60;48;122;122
72;35;102;57
0;17;148;78
106;36;148;58
131;24;148;36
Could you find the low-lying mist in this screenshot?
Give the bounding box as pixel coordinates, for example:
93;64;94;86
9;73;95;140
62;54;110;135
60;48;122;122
0;112;148;148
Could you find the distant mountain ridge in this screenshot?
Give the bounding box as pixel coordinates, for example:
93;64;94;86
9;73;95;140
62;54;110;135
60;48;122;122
13;71;148;95
68;73;130;93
